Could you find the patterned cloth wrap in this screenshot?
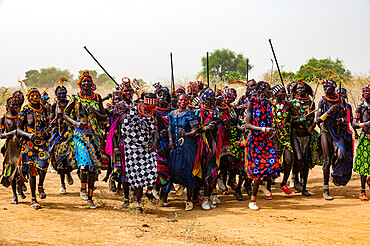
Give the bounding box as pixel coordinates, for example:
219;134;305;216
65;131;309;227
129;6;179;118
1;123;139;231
218;104;233;157
49;119;73;174
193;105;222;187
271;97;293;153
18;104;50;174
68;92;103;169
1;115;21;187
156;105;172;191
321;97;353;186
245;97;280;179
121;105;158;190
354;102;370;176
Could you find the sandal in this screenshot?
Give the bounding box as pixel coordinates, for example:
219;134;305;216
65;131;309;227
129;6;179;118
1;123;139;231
38;186;47;199
222;190;229;195
359;192;368;202
30;200;41;209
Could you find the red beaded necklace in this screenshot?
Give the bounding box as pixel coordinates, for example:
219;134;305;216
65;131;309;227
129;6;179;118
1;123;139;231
5;111;19;119
138;103;154;117
79;91;96;100
325;93;339;102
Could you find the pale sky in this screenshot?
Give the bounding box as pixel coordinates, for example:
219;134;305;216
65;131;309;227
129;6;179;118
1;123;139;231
0;0;369;88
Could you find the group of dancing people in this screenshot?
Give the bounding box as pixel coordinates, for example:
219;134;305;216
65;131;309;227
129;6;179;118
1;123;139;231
1;71;370;212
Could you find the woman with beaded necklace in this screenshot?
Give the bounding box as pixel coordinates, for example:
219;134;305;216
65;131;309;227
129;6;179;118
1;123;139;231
0;97;22;204
155;88;172;207
316;80;353;200
49;82;74;195
290;80;321;196
64;71;107;209
121;93;158;213
243;81;280;210
168;94;199;211
193;89;223;210
17;88;51;209
271;85;299;196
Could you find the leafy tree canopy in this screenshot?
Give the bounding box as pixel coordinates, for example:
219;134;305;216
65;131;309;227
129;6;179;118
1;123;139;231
23;67;73;89
296;57;351;81
200;49;252;81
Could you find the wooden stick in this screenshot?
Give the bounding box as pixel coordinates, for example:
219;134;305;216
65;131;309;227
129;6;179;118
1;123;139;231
170;52;175;93
246;59;249;82
270;59;274;84
207;52;209;88
83;46;118;86
268;39;284;86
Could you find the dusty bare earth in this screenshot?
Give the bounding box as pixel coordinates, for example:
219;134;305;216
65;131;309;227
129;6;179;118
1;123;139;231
1;163;370;245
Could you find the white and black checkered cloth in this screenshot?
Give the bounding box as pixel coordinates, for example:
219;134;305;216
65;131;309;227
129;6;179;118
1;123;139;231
121;106;158;190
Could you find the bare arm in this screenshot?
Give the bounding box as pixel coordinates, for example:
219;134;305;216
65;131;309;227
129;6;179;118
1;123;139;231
245;102;274;134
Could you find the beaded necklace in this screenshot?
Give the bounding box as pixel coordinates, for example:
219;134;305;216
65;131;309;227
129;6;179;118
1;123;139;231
5;111;19;119
138;103;154;117
325;93;339;102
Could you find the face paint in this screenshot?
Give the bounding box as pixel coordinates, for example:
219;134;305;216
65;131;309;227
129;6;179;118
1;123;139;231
144;97;157;111
178;96;189;109
362;85;370;100
122;88;133;100
27;88;41;104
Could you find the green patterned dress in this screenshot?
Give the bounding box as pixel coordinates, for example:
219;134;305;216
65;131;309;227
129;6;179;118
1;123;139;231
354;102;370;176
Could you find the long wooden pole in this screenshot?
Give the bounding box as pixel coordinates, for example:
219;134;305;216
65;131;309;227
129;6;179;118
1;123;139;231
246;59;249;82
170;52;175;93
83;46;118;86
268;39;285;87
207;52;210;88
270;59;274;84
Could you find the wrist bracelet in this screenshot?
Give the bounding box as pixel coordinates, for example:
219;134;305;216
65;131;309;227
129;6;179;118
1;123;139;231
320;113;328;121
359;123;365;128
261;127;266;132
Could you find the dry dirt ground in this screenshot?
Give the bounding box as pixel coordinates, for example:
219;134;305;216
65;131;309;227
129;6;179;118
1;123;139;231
1;164;370;245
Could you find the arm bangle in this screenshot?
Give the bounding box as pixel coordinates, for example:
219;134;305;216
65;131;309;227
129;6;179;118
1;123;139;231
320;113;328;121
359;123;365;128
261;127;266;132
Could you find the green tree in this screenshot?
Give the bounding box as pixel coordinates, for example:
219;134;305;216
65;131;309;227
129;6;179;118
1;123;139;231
23;67;73;88
200;49;252;81
296;57;351;81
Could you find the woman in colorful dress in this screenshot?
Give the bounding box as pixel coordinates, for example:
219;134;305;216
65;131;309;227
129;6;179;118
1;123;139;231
155;88;172;206
353;85;370;201
193;89;223;210
104;90;124;192
271;85;299;195
49;83;74;194
0;97;22;204
17;88;50;209
225;90;247;201
64;71;106;209
168;94;199;211
243;81;280;210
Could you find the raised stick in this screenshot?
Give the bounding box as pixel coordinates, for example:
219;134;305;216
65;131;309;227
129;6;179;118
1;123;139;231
83;46;118;86
268;39;284;87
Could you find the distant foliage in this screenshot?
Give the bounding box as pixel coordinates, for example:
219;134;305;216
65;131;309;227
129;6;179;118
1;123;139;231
296;57;352;81
200;49;252;81
23;67;74;89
